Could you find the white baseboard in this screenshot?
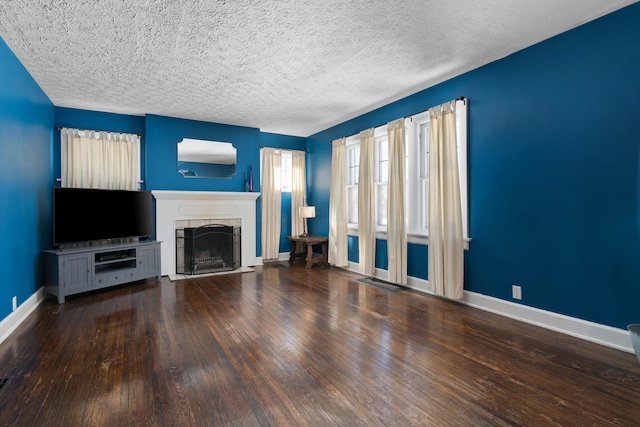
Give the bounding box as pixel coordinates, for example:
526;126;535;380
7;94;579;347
340;262;633;354
169;266;254;281
461;291;633;353
278;252;290;261
257;252;289;265
0;287;45;345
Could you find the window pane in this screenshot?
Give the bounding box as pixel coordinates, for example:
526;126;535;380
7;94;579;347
281;151;292;192
418;122;429;234
404;137;410;180
377;137;388;182
378;159;388;183
348;164;359;186
376;183;387;227
347;146;360;185
419;123;429;178
421;178;429;231
348;187;358;224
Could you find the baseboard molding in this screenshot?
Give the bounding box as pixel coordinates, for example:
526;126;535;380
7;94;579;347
461;291;633;353
257;252;289;265
278;252;290;262
340;262;633;354
169;266;254;282
0;287;45;345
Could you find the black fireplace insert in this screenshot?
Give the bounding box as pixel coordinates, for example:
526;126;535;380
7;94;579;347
176;224;240;275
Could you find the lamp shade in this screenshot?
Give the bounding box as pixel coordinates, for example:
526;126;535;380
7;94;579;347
299;206;316;219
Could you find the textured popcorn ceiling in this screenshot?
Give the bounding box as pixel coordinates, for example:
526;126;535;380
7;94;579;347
0;0;636;136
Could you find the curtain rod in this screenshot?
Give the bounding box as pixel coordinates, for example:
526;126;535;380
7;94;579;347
260;146;308;153
55;126;143;137
328;96;466;143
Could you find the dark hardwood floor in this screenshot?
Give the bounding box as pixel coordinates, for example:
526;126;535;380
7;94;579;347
1;262;639;426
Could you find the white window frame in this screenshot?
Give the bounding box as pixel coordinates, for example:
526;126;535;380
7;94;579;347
345;124;393;236
406;112;430;239
374;133;389;231
457;102;469;246
346;139;360;228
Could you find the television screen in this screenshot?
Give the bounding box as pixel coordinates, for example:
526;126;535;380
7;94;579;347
53;187;153;246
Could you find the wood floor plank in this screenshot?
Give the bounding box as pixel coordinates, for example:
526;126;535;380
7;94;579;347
0;262;639;426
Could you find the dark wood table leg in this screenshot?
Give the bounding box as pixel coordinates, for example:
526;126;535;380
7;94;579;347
321;242;328;265
289;245;296;263
305;242;314;268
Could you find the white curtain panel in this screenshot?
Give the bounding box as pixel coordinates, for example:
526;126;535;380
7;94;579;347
329;138;348;267
260;148;282;261
291;151;307;250
387;118;407;285
358;128;376;276
428;101;464;299
61;128;139;190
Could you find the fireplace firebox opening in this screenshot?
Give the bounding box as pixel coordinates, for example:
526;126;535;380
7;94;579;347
176;224;240;275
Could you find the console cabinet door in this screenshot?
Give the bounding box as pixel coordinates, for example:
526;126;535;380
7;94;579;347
138;245;160;279
61;253;93;293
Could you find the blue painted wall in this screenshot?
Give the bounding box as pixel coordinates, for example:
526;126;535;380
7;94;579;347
56;107;145;134
0;37;54;318
145;114;261;193
308;3;640;330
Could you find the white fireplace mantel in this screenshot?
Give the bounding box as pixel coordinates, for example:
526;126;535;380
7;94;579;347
152;190;261;276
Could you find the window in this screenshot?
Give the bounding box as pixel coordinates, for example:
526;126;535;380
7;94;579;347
259;149;301;193
346;132;393;231
281;150;293;192
344;100;468;245
406;112;430;236
375;134;388;229
60;128;141;190
346;143;360;225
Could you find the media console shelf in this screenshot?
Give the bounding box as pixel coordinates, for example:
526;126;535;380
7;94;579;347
43;240;161;303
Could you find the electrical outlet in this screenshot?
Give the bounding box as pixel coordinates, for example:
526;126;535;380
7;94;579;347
512;285;522;300
12;296;17;311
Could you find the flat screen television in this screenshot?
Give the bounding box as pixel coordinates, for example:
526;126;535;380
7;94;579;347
53;187;153;247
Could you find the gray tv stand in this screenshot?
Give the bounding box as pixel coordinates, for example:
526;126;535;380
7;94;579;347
43;240;161;303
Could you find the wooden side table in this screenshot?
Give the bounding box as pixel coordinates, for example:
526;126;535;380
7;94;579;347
285;235;329;268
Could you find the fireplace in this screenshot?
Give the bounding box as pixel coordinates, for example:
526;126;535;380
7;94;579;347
151;191;260;276
176;224;240;275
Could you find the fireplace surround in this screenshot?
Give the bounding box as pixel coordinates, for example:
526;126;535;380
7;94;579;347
152;191;260;276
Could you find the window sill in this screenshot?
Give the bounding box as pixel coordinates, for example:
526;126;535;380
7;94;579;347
347;228;471;250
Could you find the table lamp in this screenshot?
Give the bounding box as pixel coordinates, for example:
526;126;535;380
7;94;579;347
298;205;315;237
